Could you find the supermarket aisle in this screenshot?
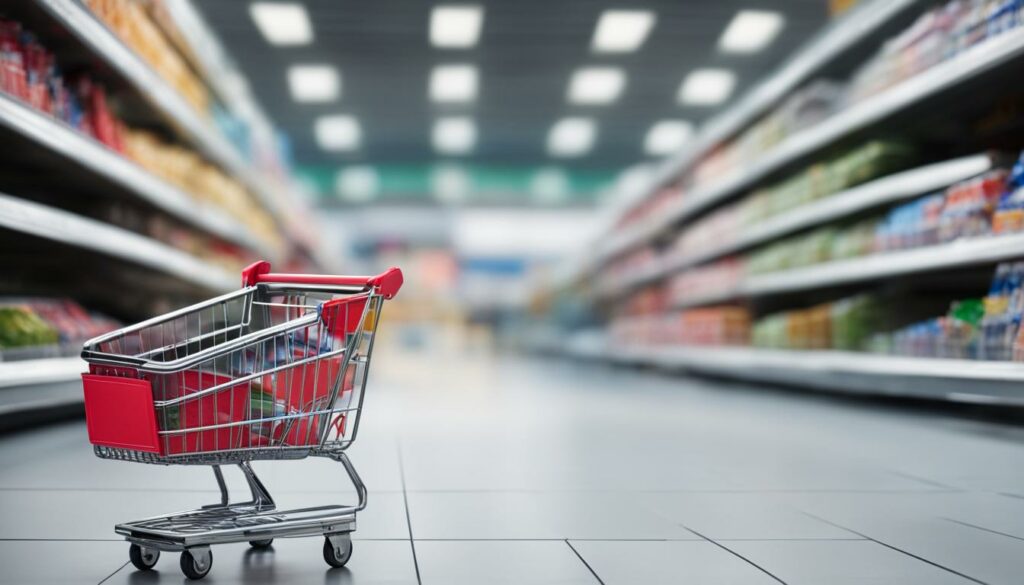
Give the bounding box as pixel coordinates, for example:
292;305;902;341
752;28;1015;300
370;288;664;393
1;347;1024;584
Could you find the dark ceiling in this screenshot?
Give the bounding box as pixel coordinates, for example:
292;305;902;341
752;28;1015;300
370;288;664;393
194;0;829;171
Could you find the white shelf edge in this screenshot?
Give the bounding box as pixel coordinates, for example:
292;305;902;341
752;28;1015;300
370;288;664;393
0;357;86;389
602;345;1024;405
669;233;1024;309
598;28;1024;262
597;154;993;298
35;0;296;232
0;93;278;261
0;193;237;292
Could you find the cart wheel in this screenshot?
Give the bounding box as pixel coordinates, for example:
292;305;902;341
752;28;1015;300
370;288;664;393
128;544;159;571
249;539;274;549
180;549;212;580
323;535;353;568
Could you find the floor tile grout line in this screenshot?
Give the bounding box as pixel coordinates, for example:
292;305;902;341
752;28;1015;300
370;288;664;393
885;470;960;490
396;442;423;585
942;517;1024;542
800;511;991;585
683;526;788;585
564;539;606;585
95;561;128;585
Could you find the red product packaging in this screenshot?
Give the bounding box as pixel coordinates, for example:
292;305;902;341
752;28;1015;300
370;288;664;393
161;371;251;455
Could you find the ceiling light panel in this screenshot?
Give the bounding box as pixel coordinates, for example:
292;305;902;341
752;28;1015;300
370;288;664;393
430;5;484;48
719;10;785;53
568;67;626;105
315;115;361;151
645;120;694;156
433;117;477;154
678;69;736;105
592;10;655;53
288;65;340;102
249;2;313;45
547;118;596;158
430;64;478;102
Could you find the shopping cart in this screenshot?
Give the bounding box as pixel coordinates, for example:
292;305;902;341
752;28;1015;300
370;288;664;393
79;261;402;580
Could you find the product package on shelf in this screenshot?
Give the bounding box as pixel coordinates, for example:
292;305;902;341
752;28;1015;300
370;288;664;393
0;298;119;361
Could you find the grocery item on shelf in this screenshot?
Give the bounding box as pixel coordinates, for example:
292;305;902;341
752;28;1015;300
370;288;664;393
752;296;881;351
610;0;1023;242
85;0;209;115
980;262;1024;359
610;306;751;347
845;0;1024;105
0;18;124;151
121;128;281;248
993;151;1024;233
0;15;288;259
0;298;119;360
667;259;743;306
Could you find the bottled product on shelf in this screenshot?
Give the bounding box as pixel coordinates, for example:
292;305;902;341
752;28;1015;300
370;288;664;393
0;298;119;361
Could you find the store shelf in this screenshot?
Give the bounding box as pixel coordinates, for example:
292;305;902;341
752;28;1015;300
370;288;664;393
0;93;278;260
641;0;922;214
0;193;236;292
593;345;1024;406
0;357;86;431
598;154;993;298
599;27;1024;263
671;233;1024;309
0;357;85;389
34;0;294;231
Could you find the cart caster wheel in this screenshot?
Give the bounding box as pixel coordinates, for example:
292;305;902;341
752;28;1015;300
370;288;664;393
249;538;274;549
180;548;212;580
129;544;159;571
323;535;353;568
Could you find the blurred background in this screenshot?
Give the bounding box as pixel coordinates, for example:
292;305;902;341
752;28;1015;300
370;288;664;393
2;0;1024;583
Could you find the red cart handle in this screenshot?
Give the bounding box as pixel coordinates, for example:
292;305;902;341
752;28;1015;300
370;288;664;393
242;261;403;299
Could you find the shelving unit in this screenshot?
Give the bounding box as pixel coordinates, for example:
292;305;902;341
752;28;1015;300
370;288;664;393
33;0;297;232
536;0;1024;407
598;26;1024;264
0;193;237;293
597;154;994;297
0;93;278;261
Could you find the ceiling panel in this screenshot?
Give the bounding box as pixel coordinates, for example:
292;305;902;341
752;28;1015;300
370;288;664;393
194;0;829;171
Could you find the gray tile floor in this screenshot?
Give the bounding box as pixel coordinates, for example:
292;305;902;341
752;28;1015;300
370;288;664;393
1;347;1024;584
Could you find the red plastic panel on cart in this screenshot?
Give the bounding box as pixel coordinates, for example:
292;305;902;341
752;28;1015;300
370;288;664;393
82;374;161;453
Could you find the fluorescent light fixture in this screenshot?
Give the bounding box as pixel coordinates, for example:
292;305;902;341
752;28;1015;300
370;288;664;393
314;115;361;151
568;67;626;105
430;5;484;48
335;166;379;202
433;117;477;154
288;65;340;102
547;118;596;158
530;167;570;204
249;2;313;45
678;68;736;105
645;120;694;156
719;10;784;53
430;64;478;102
432;164;471;203
592;10;655;53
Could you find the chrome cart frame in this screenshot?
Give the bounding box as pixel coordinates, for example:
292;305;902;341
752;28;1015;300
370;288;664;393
80;261;402;580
